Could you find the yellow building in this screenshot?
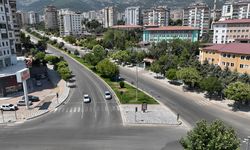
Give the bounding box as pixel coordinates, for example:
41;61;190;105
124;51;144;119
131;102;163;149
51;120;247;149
200;43;250;74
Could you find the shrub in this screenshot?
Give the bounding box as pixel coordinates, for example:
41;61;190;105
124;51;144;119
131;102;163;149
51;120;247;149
120;81;125;88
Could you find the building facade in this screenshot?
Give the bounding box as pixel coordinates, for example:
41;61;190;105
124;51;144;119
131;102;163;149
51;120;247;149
213;19;250;44
200;43;250;74
222;0;250;19
44;5;58;30
9;0;20;52
125;6;141;25
58;9;83;36
143;26;199;43
103;6;117;28
183;2;210;37
28;11;39;25
143;6;170;27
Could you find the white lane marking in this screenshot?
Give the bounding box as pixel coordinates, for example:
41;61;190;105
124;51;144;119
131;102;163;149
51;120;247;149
77;107;80;112
81;101;84;119
73;107;77;112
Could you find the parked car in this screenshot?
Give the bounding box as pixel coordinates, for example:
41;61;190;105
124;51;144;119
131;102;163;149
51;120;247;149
104;91;112;100
83;94;91;103
0;104;17;111
17;100;33;106
22;95;39;102
36;80;42;86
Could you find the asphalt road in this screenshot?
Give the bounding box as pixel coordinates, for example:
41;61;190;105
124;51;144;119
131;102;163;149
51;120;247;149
120;67;250;140
0;35;187;150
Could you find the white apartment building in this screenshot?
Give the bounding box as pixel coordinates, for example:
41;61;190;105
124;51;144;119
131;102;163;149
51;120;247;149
183;2;211;37
222;0;250;19
125;6;141;25
9;0;20;50
28;11;39;25
0;0;17;69
58;9;83;36
213;19;250;44
143;6;170;26
44;5;58;30
103;6;117;28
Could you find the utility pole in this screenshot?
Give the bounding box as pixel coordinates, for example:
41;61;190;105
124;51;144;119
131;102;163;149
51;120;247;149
136;61;138;103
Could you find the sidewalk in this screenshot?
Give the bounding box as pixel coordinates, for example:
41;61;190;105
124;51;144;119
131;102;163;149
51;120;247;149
0;65;70;124
122;66;250;117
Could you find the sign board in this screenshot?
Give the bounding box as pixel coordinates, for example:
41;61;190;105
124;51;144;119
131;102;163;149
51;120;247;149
16;68;30;83
142;103;147;112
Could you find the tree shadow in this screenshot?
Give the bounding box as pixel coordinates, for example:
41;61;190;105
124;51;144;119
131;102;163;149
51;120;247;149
228;101;250;112
204;93;224;101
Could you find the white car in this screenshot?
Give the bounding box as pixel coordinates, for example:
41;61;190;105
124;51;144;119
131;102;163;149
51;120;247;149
104;91;112;100
83;94;91;103
0;104;17;111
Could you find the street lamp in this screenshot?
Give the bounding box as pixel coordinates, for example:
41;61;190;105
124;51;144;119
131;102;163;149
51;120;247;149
243;136;250;150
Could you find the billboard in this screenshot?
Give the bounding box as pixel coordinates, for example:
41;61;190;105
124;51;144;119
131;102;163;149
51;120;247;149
16;68;30;83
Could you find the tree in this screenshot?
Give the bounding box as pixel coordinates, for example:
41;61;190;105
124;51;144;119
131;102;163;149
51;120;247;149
58;67;71;81
117;20;125;25
96;59;119;78
200;77;223;98
180;120;240;150
166;69;177;80
224;82;250;104
150;62;161;75
44;55;60;65
64;36;76;44
34;52;46;61
177;67;201;88
91;44;106;65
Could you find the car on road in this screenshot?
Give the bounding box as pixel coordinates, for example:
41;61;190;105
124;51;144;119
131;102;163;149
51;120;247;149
36;80;42;86
83;94;91;103
0;104;18;111
22;95;39;102
17;100;33;106
104;91;112;100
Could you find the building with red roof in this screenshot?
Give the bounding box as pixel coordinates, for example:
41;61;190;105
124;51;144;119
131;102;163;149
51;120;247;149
213;19;250;44
143;26;200;43
200;43;250;74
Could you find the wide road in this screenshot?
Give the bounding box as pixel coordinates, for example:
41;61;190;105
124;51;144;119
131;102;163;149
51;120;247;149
0;35;187;150
120;67;250;140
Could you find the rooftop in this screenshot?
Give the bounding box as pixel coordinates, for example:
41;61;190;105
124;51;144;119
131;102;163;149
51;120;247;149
111;25;143;29
0;58;26;78
203;43;250;55
214;19;250;24
145;26;199;31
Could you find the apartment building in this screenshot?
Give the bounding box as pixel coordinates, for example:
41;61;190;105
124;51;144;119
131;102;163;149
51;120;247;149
9;0;20;52
44;5;58;30
28;11;39;25
143;6;170;27
58;9;83;36
125;6;141;25
222;0;250;19
200;43;250;74
170;9;183;21
183;2;210;37
213;19;250;44
103;6;117;28
143;26;199;43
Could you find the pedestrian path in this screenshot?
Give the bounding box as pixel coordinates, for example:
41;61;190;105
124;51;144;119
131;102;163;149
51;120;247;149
54;105;120;113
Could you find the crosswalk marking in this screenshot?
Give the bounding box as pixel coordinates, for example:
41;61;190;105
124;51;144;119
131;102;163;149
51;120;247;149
54;106;120;113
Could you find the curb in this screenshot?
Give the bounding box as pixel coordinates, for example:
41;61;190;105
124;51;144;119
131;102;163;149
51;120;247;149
49;44;126;125
26;110;50;120
55;84;70;108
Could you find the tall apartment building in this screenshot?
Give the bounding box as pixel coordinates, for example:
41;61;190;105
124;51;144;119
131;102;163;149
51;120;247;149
183;2;211;37
44;5;58;30
222;0;250;19
0;0;17;69
58;9;83;36
125;6;141;25
103;6;117;28
28;11;39;25
213;19;250;44
170;9;183;21
9;0;20;52
143;6;170;27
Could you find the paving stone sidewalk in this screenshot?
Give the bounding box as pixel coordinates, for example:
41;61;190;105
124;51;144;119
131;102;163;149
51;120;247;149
121;104;180;125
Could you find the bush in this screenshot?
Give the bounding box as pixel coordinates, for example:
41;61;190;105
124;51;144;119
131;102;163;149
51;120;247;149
96;59;119;78
120;81;125;88
166;68;177;80
44;55;60;65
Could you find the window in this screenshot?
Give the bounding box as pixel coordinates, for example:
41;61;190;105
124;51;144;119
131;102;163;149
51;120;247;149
240;64;244;68
223;54;226;57
246;56;250;60
226;62;230;66
231;63;234;67
241;56;245;60
222;62;225;65
227;54;231;58
232;55;235;58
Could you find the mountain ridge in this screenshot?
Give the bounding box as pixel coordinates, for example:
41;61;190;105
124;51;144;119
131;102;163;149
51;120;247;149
17;0;224;13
